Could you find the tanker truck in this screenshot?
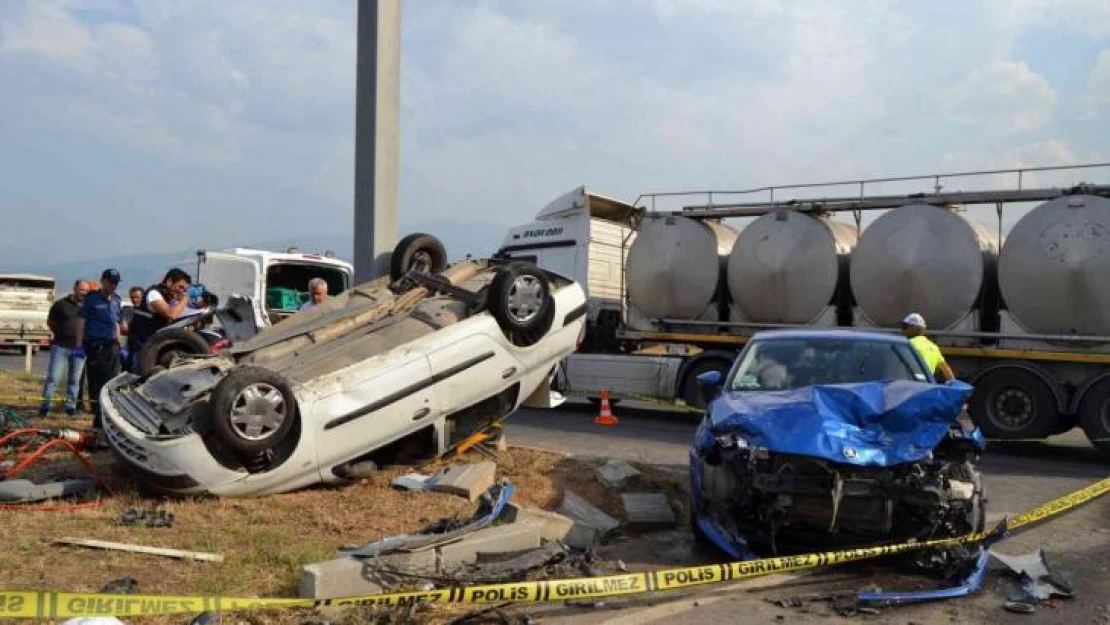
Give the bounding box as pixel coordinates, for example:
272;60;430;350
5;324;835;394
495;164;1110;455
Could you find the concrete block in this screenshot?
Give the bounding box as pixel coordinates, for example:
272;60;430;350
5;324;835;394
430;461;497;501
622;493;677;529
502;502;575;542
437;524;540;572
299;551;437;599
299;557;383;600
596;459;641;489
558;490;620;535
565;522;600;551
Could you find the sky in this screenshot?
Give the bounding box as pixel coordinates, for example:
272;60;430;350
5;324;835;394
0;0;1108;270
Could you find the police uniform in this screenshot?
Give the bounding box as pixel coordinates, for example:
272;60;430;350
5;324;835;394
126;283;174;372
80;271;123;429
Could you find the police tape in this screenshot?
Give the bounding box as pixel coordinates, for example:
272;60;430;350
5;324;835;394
0;474;1107;620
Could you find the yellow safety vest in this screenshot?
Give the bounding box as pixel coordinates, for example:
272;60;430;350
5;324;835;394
909;335;946;377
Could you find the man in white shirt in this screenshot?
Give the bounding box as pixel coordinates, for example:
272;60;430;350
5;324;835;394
300;278;329;312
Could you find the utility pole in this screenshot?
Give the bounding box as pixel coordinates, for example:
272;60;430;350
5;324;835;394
353;0;401;283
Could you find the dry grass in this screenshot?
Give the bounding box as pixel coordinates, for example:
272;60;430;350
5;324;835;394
0;371;686;624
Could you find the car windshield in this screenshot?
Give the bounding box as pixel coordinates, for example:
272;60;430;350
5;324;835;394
729;337;929;391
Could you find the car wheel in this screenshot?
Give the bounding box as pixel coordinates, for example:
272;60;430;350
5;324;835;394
390;233;448;281
137;328;211;377
209;366;298;456
1078;378;1110;455
968;368;1060;440
487;263;555;347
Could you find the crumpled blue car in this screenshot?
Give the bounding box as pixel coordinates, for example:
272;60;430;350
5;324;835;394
689;330;989;601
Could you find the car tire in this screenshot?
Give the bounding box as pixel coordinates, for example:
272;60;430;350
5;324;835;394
137;328;211;377
968;368;1060;440
487;263;555;347
1078;378;1110;455
209;366;298;456
390;233;448;282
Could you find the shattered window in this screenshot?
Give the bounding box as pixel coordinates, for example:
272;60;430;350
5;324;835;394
730;338;929;391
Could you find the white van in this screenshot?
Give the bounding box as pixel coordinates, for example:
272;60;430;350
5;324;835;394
173;248;354;329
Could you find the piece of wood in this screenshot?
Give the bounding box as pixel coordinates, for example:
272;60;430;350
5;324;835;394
54;538;223;562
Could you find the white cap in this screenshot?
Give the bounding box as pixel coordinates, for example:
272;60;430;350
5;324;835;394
901;313;926;329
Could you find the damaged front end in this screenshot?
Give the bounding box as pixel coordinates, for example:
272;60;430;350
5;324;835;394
691;380;985;571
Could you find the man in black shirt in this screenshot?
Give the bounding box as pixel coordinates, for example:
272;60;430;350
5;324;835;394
39;280;89;416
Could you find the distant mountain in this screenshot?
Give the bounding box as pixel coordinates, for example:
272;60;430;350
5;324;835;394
12;218;507;293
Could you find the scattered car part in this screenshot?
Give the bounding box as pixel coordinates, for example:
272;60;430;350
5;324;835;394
117;507;175;528
99;577;139;594
0;478;97;503
342;480;515;558
992;549;1075;603
467;543;567;582
390;472;435;491
856;548;991;606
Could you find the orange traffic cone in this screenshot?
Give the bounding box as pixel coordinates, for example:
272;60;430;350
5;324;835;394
594;390;619;426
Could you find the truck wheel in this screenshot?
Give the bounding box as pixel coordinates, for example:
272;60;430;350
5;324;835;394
968;368;1060;440
390;233;447;281
209;366;298;456
137;328;211;377
1078;378;1110;455
681;359;732;410
487;264;555;347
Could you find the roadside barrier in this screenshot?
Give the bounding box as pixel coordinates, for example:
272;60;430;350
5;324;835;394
0;474;1107;620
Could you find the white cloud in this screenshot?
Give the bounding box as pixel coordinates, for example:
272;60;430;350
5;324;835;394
1084;50;1110;119
0;2;93;62
944;61;1057;134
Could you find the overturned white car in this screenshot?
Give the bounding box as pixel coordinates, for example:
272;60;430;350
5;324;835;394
100;235;586;497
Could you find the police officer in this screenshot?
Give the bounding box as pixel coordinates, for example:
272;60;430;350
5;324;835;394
901;313;956;383
126;268;193;371
75;269;123;429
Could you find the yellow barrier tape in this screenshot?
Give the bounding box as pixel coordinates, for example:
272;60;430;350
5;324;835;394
0;474;1106;620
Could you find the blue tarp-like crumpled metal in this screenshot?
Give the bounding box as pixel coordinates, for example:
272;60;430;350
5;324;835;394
704;380;975;467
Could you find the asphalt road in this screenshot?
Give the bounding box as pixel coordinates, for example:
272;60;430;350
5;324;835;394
0;348;48;376
505;401;1110;625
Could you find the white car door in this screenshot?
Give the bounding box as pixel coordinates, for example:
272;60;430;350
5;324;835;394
426;328;522;420
194;252;267;327
312;353;436;468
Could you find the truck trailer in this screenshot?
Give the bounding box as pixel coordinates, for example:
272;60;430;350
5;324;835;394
497;164;1110;455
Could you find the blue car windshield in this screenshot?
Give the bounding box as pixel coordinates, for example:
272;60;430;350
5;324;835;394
729;338;930;391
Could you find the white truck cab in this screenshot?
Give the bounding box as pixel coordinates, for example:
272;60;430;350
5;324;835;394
497;186;642;350
174;248;354;329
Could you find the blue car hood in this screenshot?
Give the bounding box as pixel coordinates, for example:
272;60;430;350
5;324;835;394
704;380;974;467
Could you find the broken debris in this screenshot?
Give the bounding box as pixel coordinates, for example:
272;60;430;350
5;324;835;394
431;461;497;501
992;549;1075;613
621;493;677;530
390;472;435;492
558;490;620;536
0;478;97;503
117;508;174;528
501;503;575;543
596;459;640;489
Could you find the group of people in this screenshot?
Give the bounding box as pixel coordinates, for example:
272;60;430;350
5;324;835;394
39;268;195;428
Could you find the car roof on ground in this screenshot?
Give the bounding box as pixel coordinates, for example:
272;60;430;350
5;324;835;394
750;329;908;344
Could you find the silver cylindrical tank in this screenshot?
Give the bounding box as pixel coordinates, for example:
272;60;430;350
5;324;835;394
726;211;857;324
999;194;1110;337
850;204;999;330
626;215;738;320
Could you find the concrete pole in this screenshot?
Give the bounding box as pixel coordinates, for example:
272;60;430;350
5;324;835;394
353;0;401;283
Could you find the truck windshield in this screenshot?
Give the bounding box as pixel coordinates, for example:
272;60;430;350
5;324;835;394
729;338;929;391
